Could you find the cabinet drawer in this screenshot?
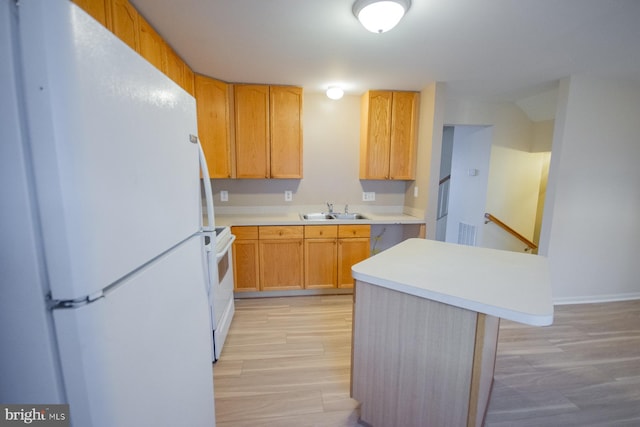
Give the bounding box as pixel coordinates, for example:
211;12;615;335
232;226;259;240
304;225;338;239
259;225;304;239
338;225;371;238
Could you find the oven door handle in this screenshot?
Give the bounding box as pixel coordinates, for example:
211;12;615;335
216;234;236;262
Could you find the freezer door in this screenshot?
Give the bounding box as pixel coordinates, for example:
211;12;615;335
0;0;65;403
53;236;215;427
17;0;202;300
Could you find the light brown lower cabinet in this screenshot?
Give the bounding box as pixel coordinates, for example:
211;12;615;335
304;226;338;289
337;225;370;289
231;226;260;292
305;224;371;290
232;225;304;292
233;224;370;293
259;226;304;291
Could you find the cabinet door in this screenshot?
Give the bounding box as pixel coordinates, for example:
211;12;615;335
73;0;111;28
270;86;303;178
259;225;304;240
234;85;270;178
183;66;195;96
165;46;185;89
260;240;304;291
338;224;371;239
231;227;260;292
109;0;139;52
305;239;337;289
338;238;370;289
195;76;232;178
389;92;419;179
360;91;392;179
232;239;260;292
138;16;167;73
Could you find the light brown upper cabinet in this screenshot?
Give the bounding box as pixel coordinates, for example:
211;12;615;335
182;65;195;96
270;86;303;178
234;85;303;179
359;90;419;180
72;0;111;28
195;75;233;178
234;85;270;178
165;46;187;90
109;0;140;52
164;47;183;84
74;0;196;97
138;16;167;74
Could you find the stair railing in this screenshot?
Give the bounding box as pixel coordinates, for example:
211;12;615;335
484;213;538;252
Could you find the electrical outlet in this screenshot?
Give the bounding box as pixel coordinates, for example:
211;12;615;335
414;186;419;198
284;190;293;202
362;192;376;202
220;190;228;202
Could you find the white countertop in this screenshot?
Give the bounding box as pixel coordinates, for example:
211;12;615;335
213;212;424;227
351;238;553;326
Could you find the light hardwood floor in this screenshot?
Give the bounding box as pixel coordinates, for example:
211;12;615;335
213;296;640;426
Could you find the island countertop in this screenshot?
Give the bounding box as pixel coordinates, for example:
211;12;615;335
351;238;553;326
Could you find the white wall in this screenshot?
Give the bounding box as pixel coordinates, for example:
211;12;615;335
412;82;446;239
540;76;640;303
444;126;492;246
435;126;454;241
444;97;545;251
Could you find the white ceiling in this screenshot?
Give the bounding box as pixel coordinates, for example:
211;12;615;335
131;0;640;110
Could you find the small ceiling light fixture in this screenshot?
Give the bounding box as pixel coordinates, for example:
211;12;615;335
326;86;345;100
353;0;411;34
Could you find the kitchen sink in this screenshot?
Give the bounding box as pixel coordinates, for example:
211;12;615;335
301;213;334;220
331;213;368;220
300;212;368;221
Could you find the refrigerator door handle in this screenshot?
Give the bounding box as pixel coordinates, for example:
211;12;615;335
196;137;215;232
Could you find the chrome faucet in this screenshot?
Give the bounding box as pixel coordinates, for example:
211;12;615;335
326;202;334;214
344;204;349;214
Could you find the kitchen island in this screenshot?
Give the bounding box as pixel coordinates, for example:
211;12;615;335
350;238;553;427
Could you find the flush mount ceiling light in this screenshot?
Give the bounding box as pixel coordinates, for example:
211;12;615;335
326;86;345;100
353;0;411;33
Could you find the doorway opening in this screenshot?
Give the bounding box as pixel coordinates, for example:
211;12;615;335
436;125;493;246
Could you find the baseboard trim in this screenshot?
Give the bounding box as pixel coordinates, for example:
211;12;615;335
554;292;640;305
234;288;354;299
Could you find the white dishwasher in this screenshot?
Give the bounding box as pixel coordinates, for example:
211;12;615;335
208;226;235;362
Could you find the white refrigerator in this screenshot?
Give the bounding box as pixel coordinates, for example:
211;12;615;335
0;0;216;426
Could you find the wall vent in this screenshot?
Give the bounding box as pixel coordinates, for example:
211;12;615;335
457;222;477;246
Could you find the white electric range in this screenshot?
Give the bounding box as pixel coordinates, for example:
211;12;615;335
206;226;235;362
